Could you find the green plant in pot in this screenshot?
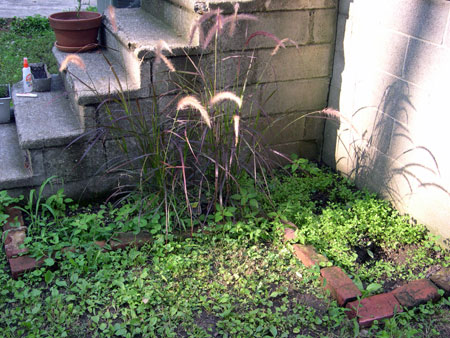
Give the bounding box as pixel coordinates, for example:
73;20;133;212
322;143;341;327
49;0;102;52
0;84;12;124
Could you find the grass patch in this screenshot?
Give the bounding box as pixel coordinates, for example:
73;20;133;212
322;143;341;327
0;16;56;85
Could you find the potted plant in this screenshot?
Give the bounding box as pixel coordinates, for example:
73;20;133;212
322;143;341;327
49;0;102;52
0;84;11;124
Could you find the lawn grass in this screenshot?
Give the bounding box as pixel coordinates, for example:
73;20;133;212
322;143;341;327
0;16;57;85
1;160;449;337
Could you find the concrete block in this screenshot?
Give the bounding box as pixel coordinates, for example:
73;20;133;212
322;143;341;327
392;279;441;308
292;244;329;267
217;10;310;51
350;0;449;45
143;0;198;40
320;266;362;306
270;140;320;162
403;38;450;91
346;293;403;328
350;27;409;78
313;9;337;44
205;0;338;13
43;142;107;182
258;112;307;145
257;44;334;83
258;78;330;115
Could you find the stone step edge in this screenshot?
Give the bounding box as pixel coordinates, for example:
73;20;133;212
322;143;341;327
1;206;152;279
281;221;449;328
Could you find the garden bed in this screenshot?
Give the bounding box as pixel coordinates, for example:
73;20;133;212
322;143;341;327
1;160;450;337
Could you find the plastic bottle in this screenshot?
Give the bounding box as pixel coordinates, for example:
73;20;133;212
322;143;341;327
22;57;33;93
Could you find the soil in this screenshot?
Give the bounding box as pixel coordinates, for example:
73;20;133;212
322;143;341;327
30;65;47;79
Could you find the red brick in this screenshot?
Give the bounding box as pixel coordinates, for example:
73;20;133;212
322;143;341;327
430;267;450;296
9;256;44;279
4;206;25;231
293;244;329;268
3;226;28;258
283;227;296;241
320;266;362;306
94;240;107;248
346;293;403;328
109;231;152;250
392;279;441;308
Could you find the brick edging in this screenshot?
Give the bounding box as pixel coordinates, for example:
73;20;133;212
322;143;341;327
282;222;449;328
1;206;152;279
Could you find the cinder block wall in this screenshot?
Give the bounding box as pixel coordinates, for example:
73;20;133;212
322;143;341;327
229;0;338;159
145;0;338;160
323;0;450;244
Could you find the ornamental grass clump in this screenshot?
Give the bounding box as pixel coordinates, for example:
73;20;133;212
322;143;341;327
61;5;297;235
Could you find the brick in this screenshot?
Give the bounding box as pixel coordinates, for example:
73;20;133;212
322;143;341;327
109;231;152;251
392;279;441;308
293;244;329;268
284;227;296;241
3;205;24;231
3;226;28;258
346;293;403;328
430;267;450;296
9;256;44;279
320;266;362;306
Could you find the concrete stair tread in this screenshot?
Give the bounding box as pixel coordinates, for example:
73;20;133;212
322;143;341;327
104;7;193;59
0;124;33;189
12;76;83;150
53;47;142;105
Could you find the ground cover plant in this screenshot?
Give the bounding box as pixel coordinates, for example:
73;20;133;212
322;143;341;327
0;15;57;85
1;160;450;337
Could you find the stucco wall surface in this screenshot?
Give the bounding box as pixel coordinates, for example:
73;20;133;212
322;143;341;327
323;0;450;244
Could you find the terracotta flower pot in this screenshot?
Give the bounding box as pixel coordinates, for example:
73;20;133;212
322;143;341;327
49;11;103;52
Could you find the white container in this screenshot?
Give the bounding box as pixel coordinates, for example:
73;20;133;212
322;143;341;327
22;57;33;93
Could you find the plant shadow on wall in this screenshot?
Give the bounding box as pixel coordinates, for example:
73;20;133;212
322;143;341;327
61;5;305;236
328;79;450;244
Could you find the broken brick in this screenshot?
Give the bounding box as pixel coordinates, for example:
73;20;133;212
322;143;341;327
430;267;450;296
283;227;296;241
9;256;44;279
109;231;152;250
293;244;329;268
3;226;28;258
320;266;362;306
346;293;403;328
392;279;441;308
4;206;25;231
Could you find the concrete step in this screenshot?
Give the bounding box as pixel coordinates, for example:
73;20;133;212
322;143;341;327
141;0;199;42
53;47;148;108
103;7;193;61
12;75;84;150
0;124;44;190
